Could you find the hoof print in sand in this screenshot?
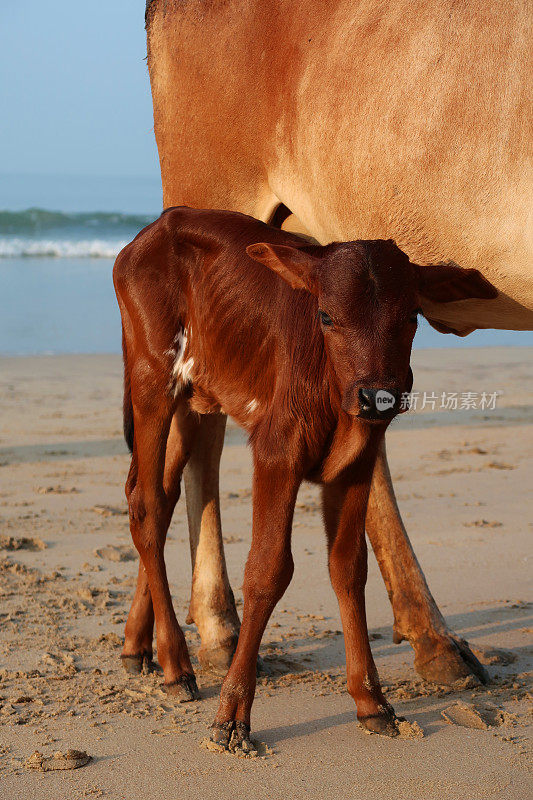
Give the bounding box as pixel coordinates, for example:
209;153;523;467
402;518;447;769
471;645;517;666
441;701;505;730
92;504;127;517
94;545;137;562
24;750;91;771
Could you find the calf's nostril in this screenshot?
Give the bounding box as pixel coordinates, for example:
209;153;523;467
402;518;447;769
358;388;375;411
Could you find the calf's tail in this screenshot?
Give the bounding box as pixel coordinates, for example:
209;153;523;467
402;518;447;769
122;327;134;453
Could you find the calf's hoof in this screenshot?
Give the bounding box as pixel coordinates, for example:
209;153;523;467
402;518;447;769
413;634;489;686
210;720;256;755
120;652;157;675
358;709;402;737
163;673;200;703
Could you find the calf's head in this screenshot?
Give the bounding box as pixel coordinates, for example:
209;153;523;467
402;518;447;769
247;239;497;422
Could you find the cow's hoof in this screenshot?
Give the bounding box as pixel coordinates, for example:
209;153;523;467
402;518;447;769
163;673;200;702
120;652;157;675
358;710;402;737
197;639;237;673
413;634;489;686
198;646;269;679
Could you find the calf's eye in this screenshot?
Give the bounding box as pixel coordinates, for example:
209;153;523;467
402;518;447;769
319;310;333;327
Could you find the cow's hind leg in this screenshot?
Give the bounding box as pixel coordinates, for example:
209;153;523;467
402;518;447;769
126;391;200;701
184;414;241;671
366;440;488;685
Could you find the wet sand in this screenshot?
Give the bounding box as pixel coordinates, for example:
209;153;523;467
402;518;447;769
0;348;531;799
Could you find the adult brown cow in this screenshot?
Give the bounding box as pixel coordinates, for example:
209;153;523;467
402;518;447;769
124;0;532;686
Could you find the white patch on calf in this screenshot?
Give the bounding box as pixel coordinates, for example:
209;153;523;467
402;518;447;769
167;326;194;396
177;356;195;384
246;399;259;414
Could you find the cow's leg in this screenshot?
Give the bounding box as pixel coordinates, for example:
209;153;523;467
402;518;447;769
184;414;241;671
122;406;199;676
126;393;200;701
210;457;298;753
366;439;488;685
323;478;401;737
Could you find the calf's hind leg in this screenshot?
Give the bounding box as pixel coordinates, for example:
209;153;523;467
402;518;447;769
122;452;156;674
126;395;200;701
323;479;401;737
122;407;199;675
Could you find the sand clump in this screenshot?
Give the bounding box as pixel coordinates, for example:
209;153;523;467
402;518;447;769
24;749;91;771
201;736;274;759
0;535;46;551
397;719;425;739
36;485;79;495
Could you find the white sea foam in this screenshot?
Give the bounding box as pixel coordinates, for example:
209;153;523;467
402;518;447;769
0;238;127;258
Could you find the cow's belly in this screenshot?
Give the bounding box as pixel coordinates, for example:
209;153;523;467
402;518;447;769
279;208;533;334
275;169;533;333
148;0;533;332
267;3;533;332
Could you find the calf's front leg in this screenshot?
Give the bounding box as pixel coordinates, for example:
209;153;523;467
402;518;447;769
210;458;300;753
323;477;401;737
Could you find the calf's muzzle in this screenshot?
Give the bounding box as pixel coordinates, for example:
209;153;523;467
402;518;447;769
342;385;402;421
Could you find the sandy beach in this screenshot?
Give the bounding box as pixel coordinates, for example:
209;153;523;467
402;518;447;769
0;347;531;799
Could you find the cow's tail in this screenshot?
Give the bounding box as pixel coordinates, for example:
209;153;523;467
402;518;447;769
122;327;134;453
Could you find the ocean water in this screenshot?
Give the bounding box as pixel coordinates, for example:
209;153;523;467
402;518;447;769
0;191;531;355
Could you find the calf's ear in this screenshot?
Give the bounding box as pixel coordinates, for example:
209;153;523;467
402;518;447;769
415;262;498;303
246;243;321;292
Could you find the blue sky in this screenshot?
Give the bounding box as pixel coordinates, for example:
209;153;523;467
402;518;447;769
2;2;158;179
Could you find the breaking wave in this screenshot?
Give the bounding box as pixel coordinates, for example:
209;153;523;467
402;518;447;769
0;208;153;235
0;208;155;258
0;238;127;258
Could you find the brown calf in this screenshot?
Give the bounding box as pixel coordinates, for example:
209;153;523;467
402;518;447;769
113;207;496;749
